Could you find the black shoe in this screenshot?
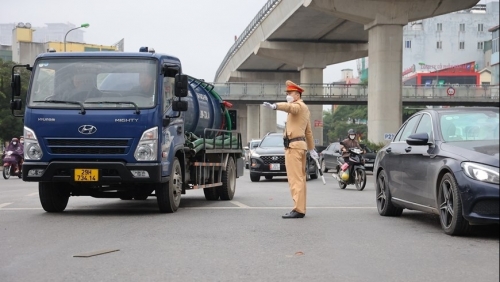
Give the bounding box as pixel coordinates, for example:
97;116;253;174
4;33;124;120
282;210;305;218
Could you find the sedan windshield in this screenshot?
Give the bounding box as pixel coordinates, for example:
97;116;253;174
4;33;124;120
28;58;157;109
440;110;499;142
260;135;283;147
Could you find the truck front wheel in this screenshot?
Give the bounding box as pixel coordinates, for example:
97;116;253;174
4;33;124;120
157;157;182;213
217;156;236;200
39;182;70;212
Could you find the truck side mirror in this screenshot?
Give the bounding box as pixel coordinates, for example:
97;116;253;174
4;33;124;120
11;74;21;97
10;99;23;111
174;74;188;97
172;100;188;112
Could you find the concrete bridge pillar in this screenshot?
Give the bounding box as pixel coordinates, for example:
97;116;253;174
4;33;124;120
366;25;403;144
232;103;248;145
260;104;277;137
300;68;324;146
246;104;261;143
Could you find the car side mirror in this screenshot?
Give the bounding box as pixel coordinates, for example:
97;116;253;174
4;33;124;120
406;132;431;146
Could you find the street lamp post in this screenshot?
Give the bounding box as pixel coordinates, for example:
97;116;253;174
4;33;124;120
64;23;89;52
418;62;440;86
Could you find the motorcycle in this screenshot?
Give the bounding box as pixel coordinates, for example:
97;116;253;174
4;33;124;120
333;147;367;191
2;150;23;179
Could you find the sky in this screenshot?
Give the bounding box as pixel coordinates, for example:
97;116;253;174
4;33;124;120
1;0;357;83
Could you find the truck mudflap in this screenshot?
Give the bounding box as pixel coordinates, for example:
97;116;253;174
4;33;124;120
22;161;163;183
236;157;244;177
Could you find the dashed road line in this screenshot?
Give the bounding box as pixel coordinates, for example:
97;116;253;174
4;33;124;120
0;206;376;211
1;207;43;210
27;192;39;197
183;206;376;210
230;201;250;208
0;203;13;208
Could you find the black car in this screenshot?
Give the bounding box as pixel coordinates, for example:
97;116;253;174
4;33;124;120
319;142;342;173
360;144;376;172
375;107;499;236
320;142;375;172
249;132;319;182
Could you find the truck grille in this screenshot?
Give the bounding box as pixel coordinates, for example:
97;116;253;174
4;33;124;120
261;155;285;165
46;138;130;155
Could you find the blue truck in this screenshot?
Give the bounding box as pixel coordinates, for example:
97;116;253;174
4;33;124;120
10;47;244;213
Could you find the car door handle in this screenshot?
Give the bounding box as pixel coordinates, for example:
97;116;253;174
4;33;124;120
385;148;392;153
405;146;412;153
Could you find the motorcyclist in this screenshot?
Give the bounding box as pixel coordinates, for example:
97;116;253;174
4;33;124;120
4;137;24;173
340;129;364;165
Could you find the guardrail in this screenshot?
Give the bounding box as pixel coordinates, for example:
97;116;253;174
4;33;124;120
213;0;281;81
211;83;500;105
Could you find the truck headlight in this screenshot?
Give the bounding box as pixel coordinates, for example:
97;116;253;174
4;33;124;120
461;162;499;185
24;126;43;160
134;127;158;161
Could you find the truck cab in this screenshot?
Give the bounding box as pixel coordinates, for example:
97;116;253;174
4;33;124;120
11;48;244;213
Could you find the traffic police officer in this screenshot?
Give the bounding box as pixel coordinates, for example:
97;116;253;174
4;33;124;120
263;80;318;218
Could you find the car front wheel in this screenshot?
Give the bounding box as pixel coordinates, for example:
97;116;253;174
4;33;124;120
376;170;403;216
438;173;471;236
250;173;260;182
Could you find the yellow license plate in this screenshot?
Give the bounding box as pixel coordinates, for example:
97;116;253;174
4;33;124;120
74;168;99;182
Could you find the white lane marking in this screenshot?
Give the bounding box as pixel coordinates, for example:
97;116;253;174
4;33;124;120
183;206;376;210
0;208;43;210
230;201;250;208
0;203;13;208
0;206;376;211
27;192;39;197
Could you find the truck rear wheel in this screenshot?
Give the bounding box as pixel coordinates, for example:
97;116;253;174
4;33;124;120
156;157;182;213
39;182;70;212
217;156;236;200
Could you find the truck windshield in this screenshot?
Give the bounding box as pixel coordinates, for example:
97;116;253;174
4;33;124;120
28;58;158;109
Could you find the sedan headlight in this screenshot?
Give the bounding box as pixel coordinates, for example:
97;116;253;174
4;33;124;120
24;126;43;160
461;162;499;185
134;127;158;161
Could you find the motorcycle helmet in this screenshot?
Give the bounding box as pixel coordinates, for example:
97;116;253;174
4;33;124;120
348;129;356;140
341;170;350;181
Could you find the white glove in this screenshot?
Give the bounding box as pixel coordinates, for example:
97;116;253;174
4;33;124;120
309;150;319;160
263;102;276;110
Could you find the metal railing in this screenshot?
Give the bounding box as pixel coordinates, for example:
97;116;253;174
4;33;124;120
213;0;282;81
213;83;367;97
210;83;500;104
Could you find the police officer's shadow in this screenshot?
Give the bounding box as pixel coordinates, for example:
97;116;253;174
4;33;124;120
262;177;290;182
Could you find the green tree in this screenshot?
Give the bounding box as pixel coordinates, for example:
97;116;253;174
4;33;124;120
322;105;368;143
0;59;30;146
